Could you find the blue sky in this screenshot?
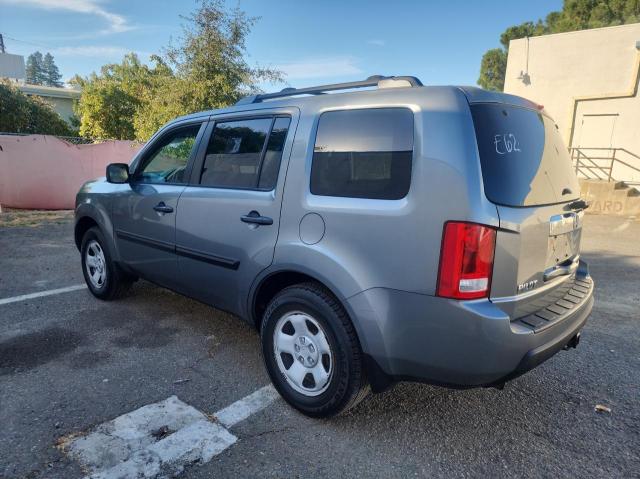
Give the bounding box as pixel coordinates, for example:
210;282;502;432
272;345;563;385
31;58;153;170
0;0;562;88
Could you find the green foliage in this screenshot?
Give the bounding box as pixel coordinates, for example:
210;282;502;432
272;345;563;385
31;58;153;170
42;53;63;87
25;51;64;86
478;49;508;92
0;80;73;136
72;53;172;139
25;51;45;85
478;0;640;91
73;0;282;141
75;80;139;139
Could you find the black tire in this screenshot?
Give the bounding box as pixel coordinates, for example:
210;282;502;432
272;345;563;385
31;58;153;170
81;226;133;300
261;282;370;418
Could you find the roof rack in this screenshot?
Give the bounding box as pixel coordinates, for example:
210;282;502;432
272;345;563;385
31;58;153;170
235;75;423;105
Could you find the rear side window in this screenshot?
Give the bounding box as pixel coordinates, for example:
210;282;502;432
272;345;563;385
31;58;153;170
200;117;290;190
470;103;579;207
201;118;271;189
311;108;413;200
259;117;291;190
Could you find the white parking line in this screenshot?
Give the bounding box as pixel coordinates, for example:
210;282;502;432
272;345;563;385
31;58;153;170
216;384;280;428
0;284;86;306
61;385;279;479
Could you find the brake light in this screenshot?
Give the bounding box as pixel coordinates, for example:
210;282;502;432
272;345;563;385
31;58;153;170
437;222;496;300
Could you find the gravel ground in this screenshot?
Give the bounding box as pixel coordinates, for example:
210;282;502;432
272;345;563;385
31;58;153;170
0;213;638;478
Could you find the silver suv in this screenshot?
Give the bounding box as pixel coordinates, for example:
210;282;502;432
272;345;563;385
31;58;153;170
75;75;594;417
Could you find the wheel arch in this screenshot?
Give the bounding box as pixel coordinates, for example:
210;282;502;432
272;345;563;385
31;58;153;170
74;202;119;260
74;216;99;250
248;266;370;356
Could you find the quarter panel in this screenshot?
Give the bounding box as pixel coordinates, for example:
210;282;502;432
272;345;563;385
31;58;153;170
276;88;499;299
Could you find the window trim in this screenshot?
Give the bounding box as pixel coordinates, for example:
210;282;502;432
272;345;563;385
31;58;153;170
309;106;415;201
130;121;206;186
192;114;292;192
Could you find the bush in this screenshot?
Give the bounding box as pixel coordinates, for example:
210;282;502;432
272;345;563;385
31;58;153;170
0;81;74;136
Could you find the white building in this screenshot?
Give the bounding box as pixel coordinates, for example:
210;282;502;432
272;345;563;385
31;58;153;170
504;23;640;184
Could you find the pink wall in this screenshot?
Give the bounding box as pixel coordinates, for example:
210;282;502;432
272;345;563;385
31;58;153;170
0;135;143;210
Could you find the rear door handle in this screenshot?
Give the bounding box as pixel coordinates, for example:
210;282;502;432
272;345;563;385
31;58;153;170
566;199;589;211
241;211;273;226
153;202;174;214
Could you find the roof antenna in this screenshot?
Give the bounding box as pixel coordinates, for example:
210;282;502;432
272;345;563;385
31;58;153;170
0;34;5;53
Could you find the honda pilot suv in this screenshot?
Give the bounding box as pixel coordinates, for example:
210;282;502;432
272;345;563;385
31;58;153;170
75;76;594;417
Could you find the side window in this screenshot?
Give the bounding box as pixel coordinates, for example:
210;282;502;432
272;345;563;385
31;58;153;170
310;108;413;200
200;117;291;190
136;125;201;184
259;117;291;190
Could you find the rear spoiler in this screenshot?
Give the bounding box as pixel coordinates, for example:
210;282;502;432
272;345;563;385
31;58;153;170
457;86;541;111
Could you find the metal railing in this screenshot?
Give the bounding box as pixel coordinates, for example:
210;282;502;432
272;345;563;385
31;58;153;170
570;147;640;187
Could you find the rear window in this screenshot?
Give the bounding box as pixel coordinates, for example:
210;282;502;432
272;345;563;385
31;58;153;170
310;108;413;200
470;103;579;207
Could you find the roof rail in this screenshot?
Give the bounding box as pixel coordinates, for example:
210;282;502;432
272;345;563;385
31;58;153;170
235;75;423;105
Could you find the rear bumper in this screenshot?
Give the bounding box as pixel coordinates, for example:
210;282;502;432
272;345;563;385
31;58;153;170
502;296;590;383
347;271;594;391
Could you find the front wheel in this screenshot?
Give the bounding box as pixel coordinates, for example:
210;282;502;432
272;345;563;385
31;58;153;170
81;227;133;300
261;282;370;417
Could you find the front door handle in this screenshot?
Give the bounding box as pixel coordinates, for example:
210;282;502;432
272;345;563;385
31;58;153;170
153;202;174;214
241;211;273;226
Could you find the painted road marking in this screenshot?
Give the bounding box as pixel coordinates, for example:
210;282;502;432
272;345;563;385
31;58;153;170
62;386;279;479
0;284;86;305
216;384;280;428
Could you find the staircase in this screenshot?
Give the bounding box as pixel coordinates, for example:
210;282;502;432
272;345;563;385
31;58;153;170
571;147;640;217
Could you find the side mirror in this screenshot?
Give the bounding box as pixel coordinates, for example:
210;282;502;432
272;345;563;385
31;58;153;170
106;163;129;184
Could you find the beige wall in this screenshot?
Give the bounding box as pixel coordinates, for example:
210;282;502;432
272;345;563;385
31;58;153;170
17;84;80;125
504;23;640;182
39;95;76;123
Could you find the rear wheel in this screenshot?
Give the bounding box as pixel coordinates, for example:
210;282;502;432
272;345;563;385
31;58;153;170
81;227;133;300
261;282;370;417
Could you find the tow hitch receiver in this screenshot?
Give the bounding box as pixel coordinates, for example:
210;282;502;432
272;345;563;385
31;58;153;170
563;332;581;350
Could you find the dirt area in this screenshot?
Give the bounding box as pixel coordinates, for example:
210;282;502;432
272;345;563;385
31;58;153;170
0;208;74;227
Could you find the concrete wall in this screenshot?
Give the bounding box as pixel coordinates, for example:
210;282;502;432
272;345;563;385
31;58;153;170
580;179;640;217
0;135;142;210
504;23;640;182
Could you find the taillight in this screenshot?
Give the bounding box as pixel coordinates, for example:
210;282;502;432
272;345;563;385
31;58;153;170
437;222;496;300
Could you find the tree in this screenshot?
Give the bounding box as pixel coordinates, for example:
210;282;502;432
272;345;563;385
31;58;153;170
25;51;64;86
0;80;73;135
478;49;508;92
42;53;63;87
73;0;282;140
72;53;176;139
75;81;139;139
478;0;640;91
25;51;45;85
162;0;282;109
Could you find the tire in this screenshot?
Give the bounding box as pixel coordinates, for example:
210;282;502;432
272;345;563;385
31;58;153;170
261;282;370;418
81;226;133;300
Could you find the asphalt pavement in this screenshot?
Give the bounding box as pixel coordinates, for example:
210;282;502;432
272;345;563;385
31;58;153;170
0;213;638;478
